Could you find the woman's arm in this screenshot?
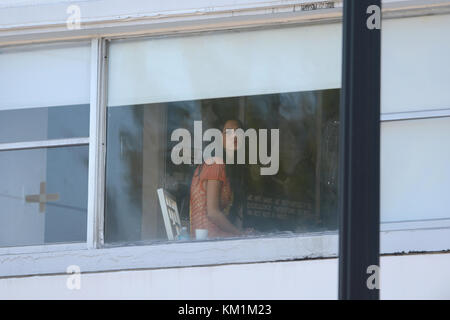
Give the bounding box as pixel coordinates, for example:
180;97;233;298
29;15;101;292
205;180;242;235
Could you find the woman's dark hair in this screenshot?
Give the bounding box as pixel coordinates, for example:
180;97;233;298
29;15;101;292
219;119;246;224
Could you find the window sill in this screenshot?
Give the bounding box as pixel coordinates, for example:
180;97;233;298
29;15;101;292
0;232;337;278
1;226;450;278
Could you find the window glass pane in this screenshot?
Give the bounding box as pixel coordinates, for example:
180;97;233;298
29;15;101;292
381;117;450;223
105;91;340;243
105;25;341;244
382;14;450;113
0;145;88;247
0;104;89;143
0;43;91;111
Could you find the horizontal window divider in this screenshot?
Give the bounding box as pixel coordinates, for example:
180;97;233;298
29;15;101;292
381;108;450;122
381;218;450;232
0;137;90;151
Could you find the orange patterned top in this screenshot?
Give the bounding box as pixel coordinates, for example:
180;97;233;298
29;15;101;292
189;161;234;239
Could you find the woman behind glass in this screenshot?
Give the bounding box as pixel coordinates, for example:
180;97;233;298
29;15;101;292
189;119;250;239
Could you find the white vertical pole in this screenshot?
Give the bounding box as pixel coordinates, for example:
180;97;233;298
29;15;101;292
87;38;107;249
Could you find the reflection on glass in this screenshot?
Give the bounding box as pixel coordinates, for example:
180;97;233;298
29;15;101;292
105;89;339;244
0;146;89;247
0;104;89;143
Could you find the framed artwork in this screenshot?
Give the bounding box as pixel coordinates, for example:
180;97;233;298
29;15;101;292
157;188;182;240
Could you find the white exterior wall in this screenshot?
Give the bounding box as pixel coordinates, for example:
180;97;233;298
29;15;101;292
1;253;450;299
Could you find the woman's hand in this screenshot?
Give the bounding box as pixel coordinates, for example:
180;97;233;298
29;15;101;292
206;180;242;236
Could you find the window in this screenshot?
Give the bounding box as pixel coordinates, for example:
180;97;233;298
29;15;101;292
381;117;450;223
0;43;91;247
380;14;450;227
105;24;342;244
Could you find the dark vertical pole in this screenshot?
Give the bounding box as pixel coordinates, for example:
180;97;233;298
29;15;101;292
338;0;381;300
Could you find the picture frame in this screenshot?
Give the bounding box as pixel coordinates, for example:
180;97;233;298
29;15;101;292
157;188;182;240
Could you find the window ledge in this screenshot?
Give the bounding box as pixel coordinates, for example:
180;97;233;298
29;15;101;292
1;227;450;278
0;232;337;278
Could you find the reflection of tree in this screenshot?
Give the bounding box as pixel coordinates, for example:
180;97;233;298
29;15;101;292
104;188;117;242
165;100;202;225
318;90;340;230
244;90;340;232
120;107;143;212
246;92;317;203
105;106;143;243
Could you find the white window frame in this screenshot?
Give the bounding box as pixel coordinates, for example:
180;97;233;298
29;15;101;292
1;0;450;278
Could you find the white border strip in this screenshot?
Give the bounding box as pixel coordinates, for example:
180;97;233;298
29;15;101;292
87;38;100;249
381;108;450;122
381;218;450;231
0;137;89;151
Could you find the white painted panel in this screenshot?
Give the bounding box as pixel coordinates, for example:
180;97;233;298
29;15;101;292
1;253;450;299
108;24;342;106
0;43;90;110
381;253;450;300
382;14;450;113
380;117;450;222
0;258;339;299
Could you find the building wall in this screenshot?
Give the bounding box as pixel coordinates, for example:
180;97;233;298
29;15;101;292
1;253;449;299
